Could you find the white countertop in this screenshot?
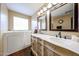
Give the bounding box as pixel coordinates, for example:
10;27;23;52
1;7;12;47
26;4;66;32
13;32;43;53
32;34;79;54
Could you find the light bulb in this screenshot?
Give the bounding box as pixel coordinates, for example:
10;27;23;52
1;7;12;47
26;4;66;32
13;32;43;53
40;9;43;13
52;3;57;5
47;3;52;8
37;12;40;16
43;7;47;11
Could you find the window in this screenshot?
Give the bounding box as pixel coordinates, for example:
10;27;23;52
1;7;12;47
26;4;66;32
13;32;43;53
13;16;28;30
32;20;37;30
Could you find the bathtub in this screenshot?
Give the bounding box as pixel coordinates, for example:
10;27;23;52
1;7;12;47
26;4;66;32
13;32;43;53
2;31;32;56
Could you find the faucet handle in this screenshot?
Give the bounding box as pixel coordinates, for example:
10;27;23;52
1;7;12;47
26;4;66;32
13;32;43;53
58;32;61;35
64;36;66;39
56;35;58;37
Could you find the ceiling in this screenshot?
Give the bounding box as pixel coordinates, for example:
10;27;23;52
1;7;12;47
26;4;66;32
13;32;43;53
6;3;44;16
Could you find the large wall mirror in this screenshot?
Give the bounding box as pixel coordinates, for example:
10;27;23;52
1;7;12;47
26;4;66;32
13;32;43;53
50;3;78;31
37;15;47;31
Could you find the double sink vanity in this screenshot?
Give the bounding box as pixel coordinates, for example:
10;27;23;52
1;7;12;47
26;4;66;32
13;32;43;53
31;3;79;56
31;33;79;56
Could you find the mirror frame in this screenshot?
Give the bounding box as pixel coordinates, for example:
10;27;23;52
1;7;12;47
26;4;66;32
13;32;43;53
37;14;47;31
49;3;78;32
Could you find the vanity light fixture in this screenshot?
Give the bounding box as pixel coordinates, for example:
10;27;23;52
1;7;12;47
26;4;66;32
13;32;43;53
43;7;47;11
37;12;40;16
52;3;57;5
47;3;52;8
37;3;66;16
40;9;43;13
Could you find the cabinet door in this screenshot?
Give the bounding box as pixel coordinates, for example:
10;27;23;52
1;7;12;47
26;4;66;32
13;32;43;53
44;46;54;56
55;45;79;56
31;36;34;50
53;52;60;56
44;40;60;56
44;40;55;50
24;32;31;47
6;32;24;55
37;38;44;56
31;36;37;52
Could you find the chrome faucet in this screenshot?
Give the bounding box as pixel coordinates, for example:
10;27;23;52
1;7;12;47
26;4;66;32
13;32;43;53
58;32;61;38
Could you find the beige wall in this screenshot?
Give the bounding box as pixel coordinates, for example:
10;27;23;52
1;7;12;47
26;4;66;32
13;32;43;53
0;3;8;55
8;10;32;31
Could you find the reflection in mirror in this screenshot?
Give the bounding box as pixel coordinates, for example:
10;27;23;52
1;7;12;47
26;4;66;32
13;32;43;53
38;15;47;31
50;3;75;31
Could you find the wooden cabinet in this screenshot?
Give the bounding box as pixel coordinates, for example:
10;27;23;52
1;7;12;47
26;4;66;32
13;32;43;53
31;36;37;56
44;40;79;56
31;36;44;56
54;45;79;56
31;36;79;56
44;40;56;50
37;41;43;56
44;46;54;56
35;38;44;56
31;36;36;51
44;40;59;56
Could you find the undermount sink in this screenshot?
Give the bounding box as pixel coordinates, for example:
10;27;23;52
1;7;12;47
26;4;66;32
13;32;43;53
49;36;61;40
49;36;71;43
49;35;79;44
54;34;72;39
49;36;73;46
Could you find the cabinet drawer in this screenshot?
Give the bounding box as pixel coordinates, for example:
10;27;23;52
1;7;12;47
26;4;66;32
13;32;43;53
31;36;36;43
55;45;79;56
44;46;54;56
37;38;43;43
44;40;56;50
53;52;60;56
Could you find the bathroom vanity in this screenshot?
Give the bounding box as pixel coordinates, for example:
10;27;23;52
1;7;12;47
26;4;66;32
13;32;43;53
34;3;79;56
31;34;79;56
